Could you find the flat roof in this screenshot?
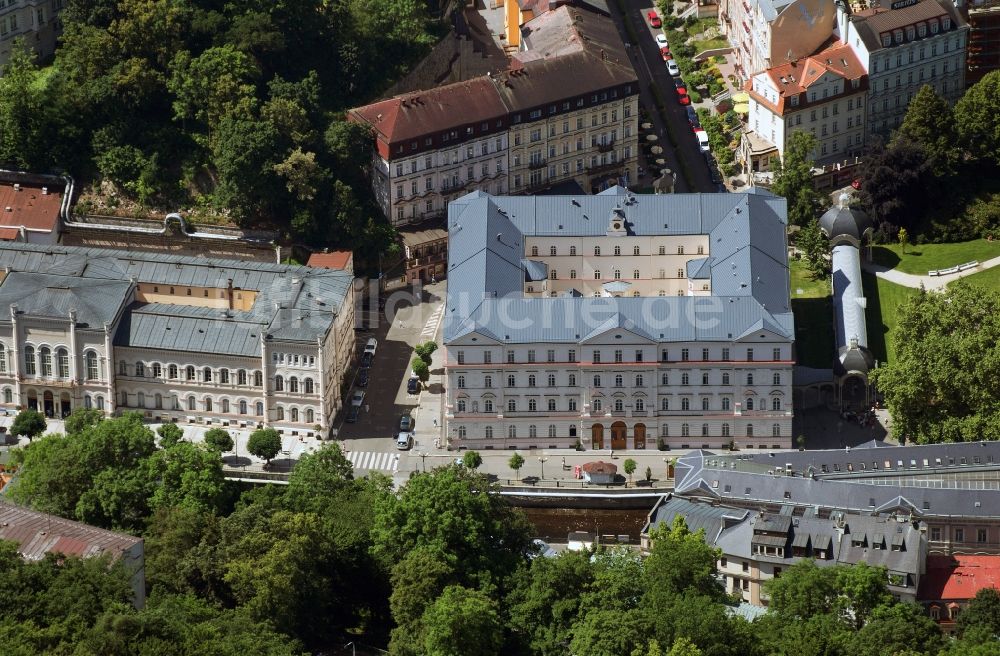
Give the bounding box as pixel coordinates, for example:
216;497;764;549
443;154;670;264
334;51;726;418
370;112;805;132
0;499;141;561
0;181;62;233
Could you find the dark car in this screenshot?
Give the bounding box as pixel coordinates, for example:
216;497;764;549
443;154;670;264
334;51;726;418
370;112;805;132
399;414;413;432
360;351;373;368
345;405;361;423
674;77;686;89
407;377;420;394
358;369;370;387
685;106;700;128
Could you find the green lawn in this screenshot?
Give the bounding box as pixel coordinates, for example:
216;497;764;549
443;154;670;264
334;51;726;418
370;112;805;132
692;37;728;53
789;259;834;368
861;273;920;364
954;264;1000;292
870;239;1000;274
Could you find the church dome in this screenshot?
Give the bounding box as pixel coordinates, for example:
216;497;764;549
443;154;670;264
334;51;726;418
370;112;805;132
820;196;873;245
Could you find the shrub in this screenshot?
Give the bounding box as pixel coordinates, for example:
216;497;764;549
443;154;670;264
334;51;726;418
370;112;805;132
689;90;702;103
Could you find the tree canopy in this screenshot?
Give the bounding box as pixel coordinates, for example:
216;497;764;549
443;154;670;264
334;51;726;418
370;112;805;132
771;131;824;227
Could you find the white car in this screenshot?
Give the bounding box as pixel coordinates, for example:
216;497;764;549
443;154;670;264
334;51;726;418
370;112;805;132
694;128;711;153
655;33;668;48
666;59;680;76
395;432;413;450
351;389;365;407
364;337;377;356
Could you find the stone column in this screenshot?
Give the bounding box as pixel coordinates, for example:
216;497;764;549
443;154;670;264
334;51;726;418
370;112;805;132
259;332;269;426
9;304;20;408
316;336;327;433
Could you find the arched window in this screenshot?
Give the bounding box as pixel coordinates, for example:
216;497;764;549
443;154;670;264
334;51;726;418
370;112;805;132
289;407;298;422
746;425;754;437
168;364;178;379
306;408;315;424
633;269;640;279
220;368;229;384
186;366;195;381
485;426;494;439
85;351;99;380
205;397;213;412
85;395;93;409
549;425;557;438
238;369;247;385
154;393;162;409
594;270;601;279
275;376;284;392
508;399;517;412
681;397;690;411
634;246;640;255
203;367;212;382
39;347;52;376
56;348;69;378
722;423;730;437
746;372;754;385
681;423;690;436
528;399;537;412
661;398;669;411
484;399;494;413
529;425;537;438
614;245;621;256
569;246;577;256
23;345;36;375
550;246;557;256
508;425;517;439
457;399;467;412
702;398;710;410
593;399;603;412
661;373;668;385
528;374;536;387
772;397;781;411
594;246;601;256
219;399;228;414
151;362;161;379
531;246;539;256
0;345;6;373
172;395;179;410
613;269;621;279
636;398;645;411
188;395;196;411
255;402;263;416
96;396;104;410
304;378;314;394
772;423;781;437
254;371;263;387
702;423;709;436
570;270;577;279
120;391;129;407
547;399;556;411
614;399;624;412
2;388;10;404
276;406;285;421
135;361;144;378
457;375;466;389
745;398;754;411
239;400;248;414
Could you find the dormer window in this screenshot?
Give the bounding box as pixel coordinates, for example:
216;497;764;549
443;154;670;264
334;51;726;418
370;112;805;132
930;19;939;33
894;29;903;44
918;23;926;37
942;16;951;30
906;26;915;41
882;32;891;47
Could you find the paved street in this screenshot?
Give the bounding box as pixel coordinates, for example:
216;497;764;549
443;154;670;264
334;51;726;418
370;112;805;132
607;0;716;192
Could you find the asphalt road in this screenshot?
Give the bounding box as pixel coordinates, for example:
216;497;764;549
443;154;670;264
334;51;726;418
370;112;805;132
608;0;717;193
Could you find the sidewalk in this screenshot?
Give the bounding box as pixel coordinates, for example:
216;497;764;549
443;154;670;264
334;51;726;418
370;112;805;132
412;315;447;454
862;254;1000;290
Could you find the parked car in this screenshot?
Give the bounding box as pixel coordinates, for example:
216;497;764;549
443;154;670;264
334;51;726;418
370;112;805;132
358;369;370;387
709;164;724;185
660;46;671;60
364;337;377;356
655;33;668;47
407;377;420;394
647;10;661;27
360;351;373;368
694;128;711;152
685;106;700;128
399;414;413;432
666;59;680;76
531;539;558;559
675;84;687;96
351;389;365;407
851;178;862;190
677;93;691;106
673;77;686;89
346;405;361;423
395;432;413;450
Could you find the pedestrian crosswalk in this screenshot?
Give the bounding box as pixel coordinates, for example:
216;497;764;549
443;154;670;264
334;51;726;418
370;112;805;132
346;450;400;473
420;304;444;342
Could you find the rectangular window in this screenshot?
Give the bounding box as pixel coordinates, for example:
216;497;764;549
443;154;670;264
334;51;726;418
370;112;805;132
592;350;601;363
457;351;465;365
507;351;515;364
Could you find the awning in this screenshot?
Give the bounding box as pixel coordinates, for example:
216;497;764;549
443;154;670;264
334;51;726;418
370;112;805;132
734;103;750;114
732;91;750;103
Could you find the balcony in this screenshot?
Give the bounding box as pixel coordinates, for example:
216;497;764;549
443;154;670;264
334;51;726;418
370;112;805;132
528;158;547;170
595;140;616;153
585;160;624;176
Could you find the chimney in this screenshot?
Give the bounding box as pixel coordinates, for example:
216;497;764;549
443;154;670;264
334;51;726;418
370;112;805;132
41;187;48;195
227;278;234;311
13;183;20;192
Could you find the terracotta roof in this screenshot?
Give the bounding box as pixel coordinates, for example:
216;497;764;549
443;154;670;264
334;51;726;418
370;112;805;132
918;555;1000;602
349;78;508;160
748;42;865;115
0;227;20;241
0;499;142;562
307;251;353;271
0;182;62;233
851;0;966;52
582;460;618;474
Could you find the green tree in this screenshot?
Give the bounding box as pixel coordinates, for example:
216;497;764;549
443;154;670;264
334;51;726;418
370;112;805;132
765;559;839;621
0;40;51;169
895;84;960;174
462;450;483;470
857;138;934;233
63;408;104;435
144;441;227;513
898;226;910;254
272;147;329;201
508;452;525;480
570;608;651;656
167;45;258;137
843;602;944;656
836;562;894;629
955;70;1000;166
771;131;824;227
797;218;829;278
144;505;225;600
204;427;235;453
247;428;282;465
624;458;637;484
10;409;47;442
286;442;355;501
388;546;457;655
958;587;1000;639
411;357;430;382
870;284;1000;442
421;585;503;656
415;341;438;366
157;422;184;448
644;516;724;602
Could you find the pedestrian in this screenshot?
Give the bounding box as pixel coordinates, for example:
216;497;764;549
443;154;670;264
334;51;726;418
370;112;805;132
433;418;438;428
364;403;370;414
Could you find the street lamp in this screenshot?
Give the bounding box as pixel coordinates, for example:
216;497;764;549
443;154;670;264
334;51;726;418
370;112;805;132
418;451;427;473
344;642;356;656
538;456;548;481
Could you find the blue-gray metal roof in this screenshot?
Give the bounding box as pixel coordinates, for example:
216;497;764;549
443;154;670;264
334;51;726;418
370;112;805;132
832;245;867;350
116;307;262;357
444;191;793;344
0;272;131;327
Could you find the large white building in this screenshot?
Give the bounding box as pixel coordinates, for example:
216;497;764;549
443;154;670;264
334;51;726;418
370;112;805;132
0;243;355;436
0;0;64;68
442;188;795;452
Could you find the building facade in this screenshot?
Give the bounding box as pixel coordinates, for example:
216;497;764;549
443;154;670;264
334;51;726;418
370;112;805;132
0;243;354;435
838;0;969;137
964;0;1000;85
349;5;638;226
443;188;795;451
746;41;868;163
0;0;64;68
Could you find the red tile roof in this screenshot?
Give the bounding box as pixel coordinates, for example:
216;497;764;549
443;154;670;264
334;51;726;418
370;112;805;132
747;41;865;115
0;182;62;234
307;250;353;271
0;499;142;562
918;555;1000;602
582;461;618;474
0;227;21;241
